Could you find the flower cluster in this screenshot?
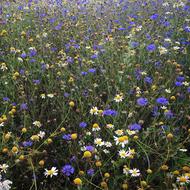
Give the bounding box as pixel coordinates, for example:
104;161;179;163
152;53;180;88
0;0;190;189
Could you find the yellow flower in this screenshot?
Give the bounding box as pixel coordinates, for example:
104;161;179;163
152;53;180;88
11;108;16;114
2;115;7;122
185;173;190;178
47;138;53;144
2;148;9;154
104;173;110;178
71;133;77;140
0;30;8;36
21;128;27;133
79;170;84;175
69;101;75;107
21;31;26;36
60;127;66;132
4;133;11;141
39;160;45;166
30;135;40;141
151;85;157;91
28;38;33;42
19;155;25;161
83;151;92;158
73;178;82;185
95;161;102;167
182;166;190;172
167;133;173;140
147;169;152;174
122;183;128;189
98;109;103;115
68;77;74;83
161;165;169;171
170;96;176;101
100;181;108;188
173;170;180;175
12;146;19;153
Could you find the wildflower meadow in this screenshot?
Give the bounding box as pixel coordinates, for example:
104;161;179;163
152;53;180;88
0;0;190;189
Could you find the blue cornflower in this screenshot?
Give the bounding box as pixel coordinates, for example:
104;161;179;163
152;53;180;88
51;47;57;52
81;71;88;76
19;69;25;75
20;52;27;59
130;41;139;48
146;44;156;52
175;81;183;87
163;21;170;27
152;106;160;117
156;97;169;105
144;76;153;84
176;76;185;82
87;169;94;176
22;141;33;147
187;87;190;93
184;26;190;32
88;68;96;73
29;49;37;57
33;79;41;85
29;59;36;63
64;93;70;98
66;57;74;64
150;13;159;20
129;123;142;131
61;164;75;176
118;27;126;30
91;54;98;59
18;5;23;11
79;122;87;128
135;69;142;80
85;145;95;152
103;109;118;116
3;97;10;102
164;110;174;119
137;97;148;106
54;22;63;30
73;44;80;49
62;134;71;141
12;102;17;106
161;125;169;130
20;103;28;110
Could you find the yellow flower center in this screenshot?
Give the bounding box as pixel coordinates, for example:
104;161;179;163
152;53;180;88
179;176;187;182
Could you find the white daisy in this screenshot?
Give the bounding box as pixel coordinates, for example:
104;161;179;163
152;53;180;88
37;131;46;139
90;107;99;115
33;121;42;128
115;129;124;136
158;46;168;55
44;167;58;178
104;142;112;148
114;94;123;102
0;164;9;173
114;136;129;148
106;124;114;129
94;138;104;147
123;165;129;175
176;175;190;185
119;150;127;158
129;168;140;177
